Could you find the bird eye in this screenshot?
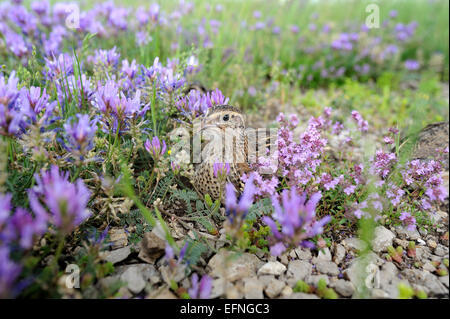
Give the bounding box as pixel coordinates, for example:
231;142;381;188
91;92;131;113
223;114;229;121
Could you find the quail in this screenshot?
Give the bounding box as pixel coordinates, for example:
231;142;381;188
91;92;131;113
192;105;250;202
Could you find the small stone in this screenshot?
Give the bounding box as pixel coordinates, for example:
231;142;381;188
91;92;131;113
423;273;448;295
226;284;243;299
208;250;262;282
294;248;312;260
416;246;433;261
109;228;128;250
439;276;449;288
258;261;287;276
342;238;367;251
305;275;329;286
243;277;264;299
333;244;346;265
264;279;286;298
315;261;340;276
210;278;232;299
138;231;167;264
434;245;448;257
289;250;297;259
372;226;395;253
371;288;389;299
315;247;332;261
285;292;319;299
102;246;131;265
333;280;354;297
401;269;448;295
280;285;293;297
423;262;437;273
419;228;428;237
393;238;409;249
395;226;420;241
258;275;275;288
427;240;437;249
160;264;188;284
120;266;146;294
279;253;289;266
287;260;312;281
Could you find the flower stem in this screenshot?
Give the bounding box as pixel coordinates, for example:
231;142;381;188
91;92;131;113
52;235;66;275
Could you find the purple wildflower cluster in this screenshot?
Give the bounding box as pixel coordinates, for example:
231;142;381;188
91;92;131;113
0;166;91;296
234;107;446;251
145;136;167;161
0;1;426;88
176;88;230;120
263;189;331;256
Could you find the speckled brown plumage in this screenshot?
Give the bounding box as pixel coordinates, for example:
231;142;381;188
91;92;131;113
192;105;249;202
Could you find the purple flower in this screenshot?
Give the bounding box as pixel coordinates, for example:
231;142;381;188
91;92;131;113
93;47;120;68
213;162;230;179
19;86;56;124
399;212;416;231
0;193;11;225
371;150;397;179
28;166;91;234
0;71;27;137
94;81;148;134
351;110;369;132
0;247;22;298
44;53;74;81
404;60;420;71
383;136;394;144
344;185;356;195
289;25;299;34
63;114;98;159
188;273;212;299
0;193;47;249
225;176;256;223
145;136;167;161
263;188;331;256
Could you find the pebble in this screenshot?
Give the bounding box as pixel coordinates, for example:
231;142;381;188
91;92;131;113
427;240;437;249
102;246;131;265
287;260;312;281
333;244;346;265
109;228;128;250
257;261;287;276
312;247;331;263
439;276;449;288
393;238;409;249
280;285;293;297
243;277;264;299
342;237;368;251
294;247;312;260
279;253;289;266
208;250;262;282
333;280;355;297
120;265;148;294
210;278;232;299
257;275;275;288
138;231;167;264
372;226;395;253
285;292;319;299
395;226;420;241
423;262;437;273
315;261;340;276
434;245;448;257
371;289;389;299
305;274;329;286
264;279;286;298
